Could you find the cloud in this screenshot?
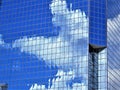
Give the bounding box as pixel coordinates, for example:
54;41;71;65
28;12;120;90
12;0;88;89
12;0;88;74
0;34;11;49
29;70;87;90
0;34;4;46
0;0;119;89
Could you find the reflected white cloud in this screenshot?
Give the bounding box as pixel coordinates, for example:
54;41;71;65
13;0;88;74
29;70;87;90
12;0;88;89
0;34;4;46
28;12;120;90
0;0;119;90
0;35;11;49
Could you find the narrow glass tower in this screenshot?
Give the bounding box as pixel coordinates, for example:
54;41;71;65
88;0;107;90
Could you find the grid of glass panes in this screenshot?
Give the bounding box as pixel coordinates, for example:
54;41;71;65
88;50;107;90
89;0;107;90
0;0;89;90
107;1;120;89
88;52;98;90
98;49;107;90
89;0;107;47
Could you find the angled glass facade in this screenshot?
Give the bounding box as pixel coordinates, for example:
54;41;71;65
0;0;119;90
107;0;120;90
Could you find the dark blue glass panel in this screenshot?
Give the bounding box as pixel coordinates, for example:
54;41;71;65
0;0;54;43
89;0;107;47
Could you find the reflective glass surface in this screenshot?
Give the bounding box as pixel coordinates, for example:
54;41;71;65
89;0;107;47
107;0;120;89
0;0;89;90
0;0;110;90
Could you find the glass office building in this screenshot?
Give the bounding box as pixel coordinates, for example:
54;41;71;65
0;0;119;90
107;0;120;90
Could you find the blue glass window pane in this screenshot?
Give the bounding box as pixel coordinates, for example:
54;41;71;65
89;0;107;47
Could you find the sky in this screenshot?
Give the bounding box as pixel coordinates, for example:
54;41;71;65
0;0;120;90
0;0;88;89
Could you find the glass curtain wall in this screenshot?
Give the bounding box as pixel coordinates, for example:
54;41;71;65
107;0;120;90
0;0;89;90
89;0;107;90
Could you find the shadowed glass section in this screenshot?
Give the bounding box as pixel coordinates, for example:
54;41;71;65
88;52;98;90
0;84;8;90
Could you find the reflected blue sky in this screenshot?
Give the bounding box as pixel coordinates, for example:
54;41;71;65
0;47;58;89
0;0;119;90
0;0;88;43
0;0;87;89
0;0;119;42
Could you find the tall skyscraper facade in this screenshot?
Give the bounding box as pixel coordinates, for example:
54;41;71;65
0;0;119;90
107;0;120;90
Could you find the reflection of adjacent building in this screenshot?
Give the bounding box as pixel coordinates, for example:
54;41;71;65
107;0;120;89
1;0;119;90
